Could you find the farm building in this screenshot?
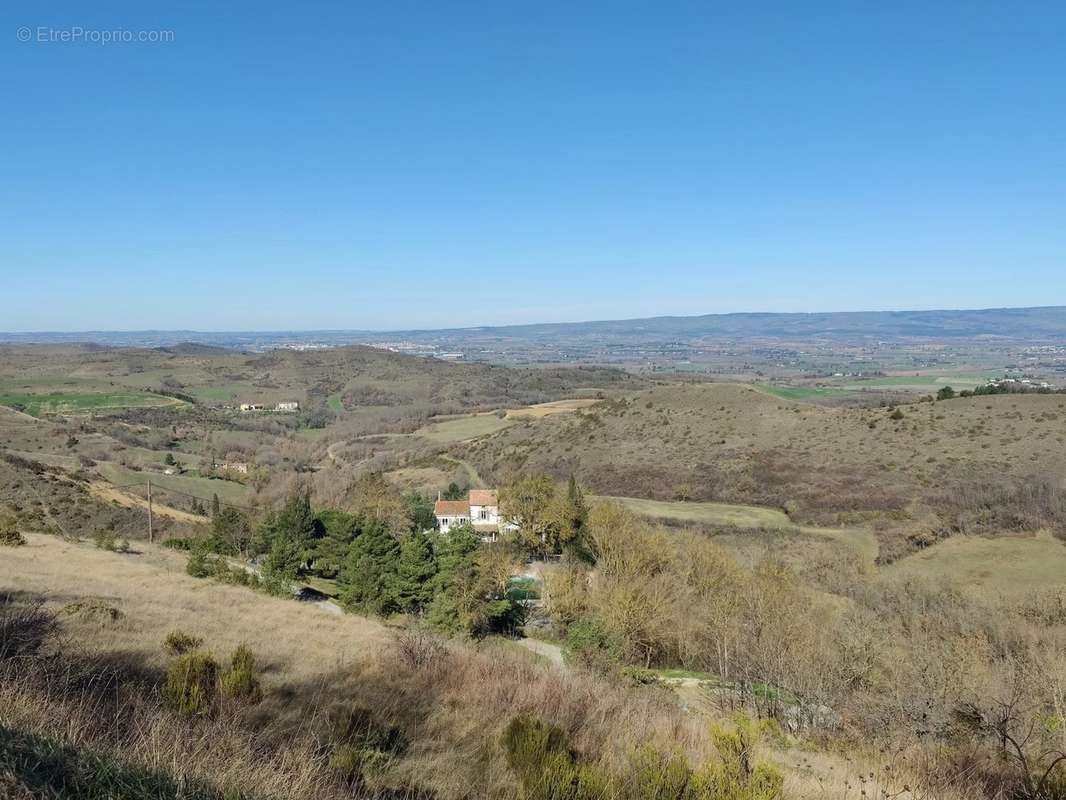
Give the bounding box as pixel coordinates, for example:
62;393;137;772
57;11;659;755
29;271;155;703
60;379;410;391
276;401;300;412
434;489;516;542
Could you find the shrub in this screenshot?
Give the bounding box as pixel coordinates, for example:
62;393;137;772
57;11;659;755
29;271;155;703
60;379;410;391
61;600;124;625
501;713;784;800
0;527;26;547
889;408;905;421
162;537;193;551
0;601;58;661
501;715;577;799
163;630;204;655
92;530;130;553
162;652;219;716
220;644;262;705
563;617;622;673
186;550;212;578
699;714;784;800
327;704;406;785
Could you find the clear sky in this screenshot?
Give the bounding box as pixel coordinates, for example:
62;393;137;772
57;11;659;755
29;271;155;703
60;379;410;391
2;2;1064;331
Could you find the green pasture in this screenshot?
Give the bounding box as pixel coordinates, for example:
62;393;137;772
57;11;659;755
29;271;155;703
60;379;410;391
416;413;515;443
96;462;252;506
0;391;181;417
754;385;852;401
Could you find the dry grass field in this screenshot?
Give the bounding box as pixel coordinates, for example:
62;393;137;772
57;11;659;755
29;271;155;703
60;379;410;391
505;398;602;418
592;494;799;528
884;530;1066;595
1;534;386;677
0;532;972;800
596;494;881;563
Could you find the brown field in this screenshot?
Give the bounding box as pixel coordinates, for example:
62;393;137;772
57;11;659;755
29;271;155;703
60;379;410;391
505;398;603;418
0;532;970;800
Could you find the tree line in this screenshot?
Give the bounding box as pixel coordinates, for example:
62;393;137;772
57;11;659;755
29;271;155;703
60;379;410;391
185;472;590;637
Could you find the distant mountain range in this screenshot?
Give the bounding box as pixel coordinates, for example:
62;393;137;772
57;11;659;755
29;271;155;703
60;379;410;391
2;306;1065;352
401;306;1066;341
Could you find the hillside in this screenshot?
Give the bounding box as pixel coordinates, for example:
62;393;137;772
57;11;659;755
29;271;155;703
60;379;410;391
0;343;639;414
465;383;1066;554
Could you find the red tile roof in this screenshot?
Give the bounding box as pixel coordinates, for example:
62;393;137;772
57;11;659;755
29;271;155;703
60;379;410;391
434;500;470;516
469;489;497;506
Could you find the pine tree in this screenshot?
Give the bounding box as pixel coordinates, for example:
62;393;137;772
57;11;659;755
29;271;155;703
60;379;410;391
426;525;513;636
211;493;221;519
274;489;320;570
339;521;401;615
263;530;303;582
394;529;437;613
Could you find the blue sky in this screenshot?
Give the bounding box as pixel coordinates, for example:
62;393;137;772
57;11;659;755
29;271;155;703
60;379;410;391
2;1;1064;331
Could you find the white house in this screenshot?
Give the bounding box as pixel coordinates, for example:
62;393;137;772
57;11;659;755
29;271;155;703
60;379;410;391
434;489;516;542
433;499;471;534
276;401;300;412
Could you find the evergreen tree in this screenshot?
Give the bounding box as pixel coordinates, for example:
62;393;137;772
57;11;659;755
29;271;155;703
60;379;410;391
211;493;221;519
442;482;466;501
311;509;359;578
207;507;250;556
339;520;401;615
274;489;321;570
403;492;438;532
427;525;513;637
263;529;303;583
394;529;437;613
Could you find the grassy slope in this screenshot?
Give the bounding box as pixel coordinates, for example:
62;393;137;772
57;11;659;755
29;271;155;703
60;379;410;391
466;382;1066;519
595;495;880;563
416;413;516;443
592;495;795;528
96;462;252;506
0;390;180;416
884;532;1066;595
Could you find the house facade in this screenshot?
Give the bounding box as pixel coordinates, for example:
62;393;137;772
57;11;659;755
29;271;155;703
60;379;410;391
434;489;516;542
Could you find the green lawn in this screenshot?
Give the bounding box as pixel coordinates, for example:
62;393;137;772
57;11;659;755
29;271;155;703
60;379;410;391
96;462;252;506
327;393;345;413
0;391;181;417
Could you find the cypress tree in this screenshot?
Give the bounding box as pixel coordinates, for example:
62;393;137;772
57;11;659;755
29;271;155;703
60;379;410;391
395;529;437;613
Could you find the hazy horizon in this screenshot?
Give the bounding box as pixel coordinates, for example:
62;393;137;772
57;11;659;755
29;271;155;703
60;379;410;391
2;302;1065;337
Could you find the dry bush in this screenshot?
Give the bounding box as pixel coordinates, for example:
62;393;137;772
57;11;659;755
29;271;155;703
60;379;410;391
342;628;709;798
931;475;1066;537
